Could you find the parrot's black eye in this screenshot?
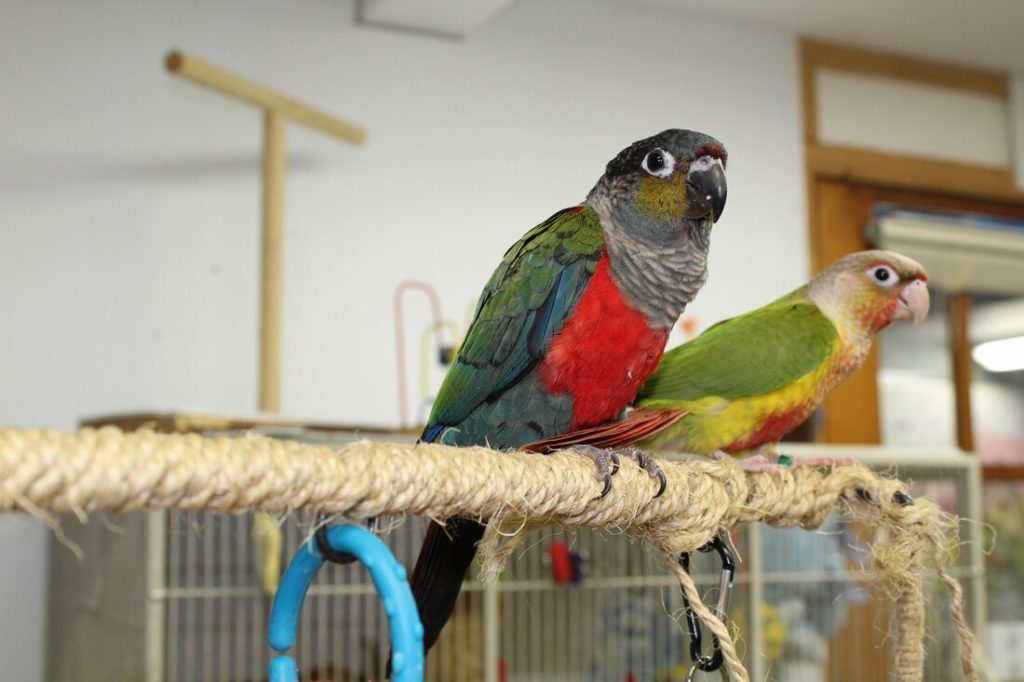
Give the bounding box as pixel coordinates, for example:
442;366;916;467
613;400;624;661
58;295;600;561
868;265;898;288
641;148;675;178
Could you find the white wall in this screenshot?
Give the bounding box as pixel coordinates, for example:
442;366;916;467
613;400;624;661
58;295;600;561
0;0;805;678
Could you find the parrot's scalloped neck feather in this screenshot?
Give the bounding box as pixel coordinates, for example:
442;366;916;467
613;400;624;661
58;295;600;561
586;195;711;329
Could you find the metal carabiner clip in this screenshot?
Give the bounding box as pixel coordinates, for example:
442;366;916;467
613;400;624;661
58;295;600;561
679;533;736;673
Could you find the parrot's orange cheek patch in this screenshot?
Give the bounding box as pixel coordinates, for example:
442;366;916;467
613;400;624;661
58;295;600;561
861;298;900;332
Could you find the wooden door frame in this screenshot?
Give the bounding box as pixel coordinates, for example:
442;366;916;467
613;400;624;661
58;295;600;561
801;38;1018;208
800;38;1024;452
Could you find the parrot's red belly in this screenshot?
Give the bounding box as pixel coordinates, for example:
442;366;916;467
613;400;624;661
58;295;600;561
723;405;814;454
539;256;668;429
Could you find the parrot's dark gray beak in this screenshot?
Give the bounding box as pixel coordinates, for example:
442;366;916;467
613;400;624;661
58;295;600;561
685;159;727;223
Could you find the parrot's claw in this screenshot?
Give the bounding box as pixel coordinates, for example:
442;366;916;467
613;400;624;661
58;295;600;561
571;445;619;499
571;445;666;499
615;446;668;498
609;453;622;477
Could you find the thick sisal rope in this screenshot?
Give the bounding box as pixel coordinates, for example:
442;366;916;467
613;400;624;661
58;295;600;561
0;427;977;681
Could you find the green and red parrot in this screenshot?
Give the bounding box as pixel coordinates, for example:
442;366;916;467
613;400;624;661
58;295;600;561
526;250;930;467
409;129;728;658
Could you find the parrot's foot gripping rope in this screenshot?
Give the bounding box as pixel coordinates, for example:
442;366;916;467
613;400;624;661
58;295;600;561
0;427;979;682
569;444;668;499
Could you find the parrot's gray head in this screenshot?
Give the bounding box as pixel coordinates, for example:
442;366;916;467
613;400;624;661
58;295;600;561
587;128;727;248
585;129;728;329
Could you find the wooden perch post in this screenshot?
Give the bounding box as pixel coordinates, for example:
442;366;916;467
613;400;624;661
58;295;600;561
165;50;367;412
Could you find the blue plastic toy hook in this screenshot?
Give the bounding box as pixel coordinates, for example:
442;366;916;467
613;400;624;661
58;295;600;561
268;523;424;682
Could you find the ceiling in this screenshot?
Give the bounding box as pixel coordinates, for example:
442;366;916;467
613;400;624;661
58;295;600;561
364;1;1024;74
619;0;1024;74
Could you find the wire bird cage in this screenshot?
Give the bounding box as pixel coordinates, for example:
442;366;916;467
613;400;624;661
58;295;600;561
46;428;984;682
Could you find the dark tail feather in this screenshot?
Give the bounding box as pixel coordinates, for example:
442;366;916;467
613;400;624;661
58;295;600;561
411;518;485;651
521;407;686;453
387;517;485;676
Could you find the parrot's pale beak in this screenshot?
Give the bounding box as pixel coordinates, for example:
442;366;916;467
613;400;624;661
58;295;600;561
685;159;727;223
895;279;930;324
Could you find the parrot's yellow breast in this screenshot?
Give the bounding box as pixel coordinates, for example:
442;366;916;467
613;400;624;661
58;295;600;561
644;334;865;456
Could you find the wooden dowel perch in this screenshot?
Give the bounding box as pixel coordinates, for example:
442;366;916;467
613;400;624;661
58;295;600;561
164;51;367;144
164;49;367;414
260;110;285;412
0;426;978;682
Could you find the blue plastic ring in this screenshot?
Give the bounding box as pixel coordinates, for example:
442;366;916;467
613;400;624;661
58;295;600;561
267;524;424;682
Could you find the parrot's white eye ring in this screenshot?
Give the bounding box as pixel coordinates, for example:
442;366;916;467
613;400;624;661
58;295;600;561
868;265;898;288
641;148;675;178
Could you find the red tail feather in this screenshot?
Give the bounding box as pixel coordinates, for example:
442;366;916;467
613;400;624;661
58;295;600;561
522;408;685;453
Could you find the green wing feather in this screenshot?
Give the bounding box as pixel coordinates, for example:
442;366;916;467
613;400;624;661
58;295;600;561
424;207;604;438
637;291;837;404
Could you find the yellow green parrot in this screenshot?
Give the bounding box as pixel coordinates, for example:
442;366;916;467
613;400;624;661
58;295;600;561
524;248;928;673
525;249;930;469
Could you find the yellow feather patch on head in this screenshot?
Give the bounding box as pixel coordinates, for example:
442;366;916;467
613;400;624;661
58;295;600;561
636;173;688;221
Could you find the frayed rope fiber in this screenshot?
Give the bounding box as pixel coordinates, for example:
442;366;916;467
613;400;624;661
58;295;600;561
0;427;978;681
